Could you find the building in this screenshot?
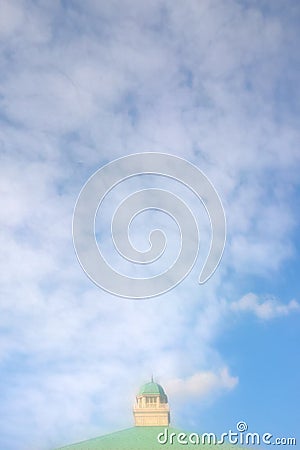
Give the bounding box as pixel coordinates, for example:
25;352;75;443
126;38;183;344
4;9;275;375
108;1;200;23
133;378;170;427
55;380;238;449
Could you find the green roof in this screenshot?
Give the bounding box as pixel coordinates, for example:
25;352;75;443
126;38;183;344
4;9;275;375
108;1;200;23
55;426;242;449
138;381;166;396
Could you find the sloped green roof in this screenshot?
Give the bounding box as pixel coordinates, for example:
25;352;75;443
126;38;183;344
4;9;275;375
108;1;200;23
56;427;180;450
138;381;166;396
55;426;241;450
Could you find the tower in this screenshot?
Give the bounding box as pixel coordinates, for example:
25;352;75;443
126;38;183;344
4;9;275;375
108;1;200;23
133;378;170;426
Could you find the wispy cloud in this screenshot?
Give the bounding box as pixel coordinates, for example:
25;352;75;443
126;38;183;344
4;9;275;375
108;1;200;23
231;293;300;320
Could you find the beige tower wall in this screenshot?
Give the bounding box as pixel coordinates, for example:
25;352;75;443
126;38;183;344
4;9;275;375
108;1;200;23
134;410;170;426
133;394;170;426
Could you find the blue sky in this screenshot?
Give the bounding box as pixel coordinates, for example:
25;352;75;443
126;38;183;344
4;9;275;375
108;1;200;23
0;1;299;449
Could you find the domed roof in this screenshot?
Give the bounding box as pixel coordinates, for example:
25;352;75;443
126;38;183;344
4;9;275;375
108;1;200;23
138;381;166;396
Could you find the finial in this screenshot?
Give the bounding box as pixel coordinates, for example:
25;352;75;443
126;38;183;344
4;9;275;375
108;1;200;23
151;374;154;382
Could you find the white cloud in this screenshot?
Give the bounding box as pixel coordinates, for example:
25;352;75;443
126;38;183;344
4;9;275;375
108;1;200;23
231;293;300;320
165;367;238;401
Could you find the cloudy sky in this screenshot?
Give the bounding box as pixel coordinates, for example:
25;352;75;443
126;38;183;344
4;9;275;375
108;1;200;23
0;1;300;449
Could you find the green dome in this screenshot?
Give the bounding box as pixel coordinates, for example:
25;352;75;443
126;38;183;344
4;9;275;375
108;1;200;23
138;381;166;396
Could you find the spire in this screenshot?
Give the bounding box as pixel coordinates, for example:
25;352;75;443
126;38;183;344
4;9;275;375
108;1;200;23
151;374;153;383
